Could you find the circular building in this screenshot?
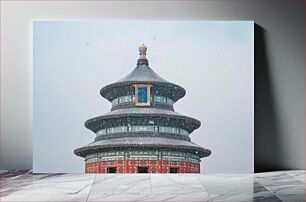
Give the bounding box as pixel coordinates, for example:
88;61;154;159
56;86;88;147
74;44;211;173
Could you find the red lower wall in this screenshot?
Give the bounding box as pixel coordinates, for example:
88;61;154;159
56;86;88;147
85;160;200;173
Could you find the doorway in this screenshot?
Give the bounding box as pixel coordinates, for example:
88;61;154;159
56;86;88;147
170;167;178;173
107;167;117;173
137;167;148;173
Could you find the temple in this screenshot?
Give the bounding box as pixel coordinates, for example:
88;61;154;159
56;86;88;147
74;44;211;173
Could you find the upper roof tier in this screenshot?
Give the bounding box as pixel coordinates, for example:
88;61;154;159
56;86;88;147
100;44;186;102
117;59;168;83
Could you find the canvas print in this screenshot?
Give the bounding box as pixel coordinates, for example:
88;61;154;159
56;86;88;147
33;21;254;173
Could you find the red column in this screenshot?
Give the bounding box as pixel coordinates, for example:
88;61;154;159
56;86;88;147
186;162;190;173
97;162;100;173
124;160;129;173
157;160;162;173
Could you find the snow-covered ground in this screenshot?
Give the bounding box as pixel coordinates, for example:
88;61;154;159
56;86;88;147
1;170;305;201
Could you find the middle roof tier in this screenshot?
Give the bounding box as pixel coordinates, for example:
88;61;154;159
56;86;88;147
85;107;201;133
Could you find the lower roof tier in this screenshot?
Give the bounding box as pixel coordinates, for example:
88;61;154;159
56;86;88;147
74;136;211;158
85;107;201;133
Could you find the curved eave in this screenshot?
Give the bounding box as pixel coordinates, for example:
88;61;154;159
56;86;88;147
100;81;186;102
84;110;201;133
74;141;211;158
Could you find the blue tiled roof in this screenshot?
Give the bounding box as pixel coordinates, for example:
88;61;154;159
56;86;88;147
84;107;201;133
74;136;211;158
100;59;186;102
117;59;169;83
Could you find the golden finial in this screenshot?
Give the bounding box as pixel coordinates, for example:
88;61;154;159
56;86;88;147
138;43;147;59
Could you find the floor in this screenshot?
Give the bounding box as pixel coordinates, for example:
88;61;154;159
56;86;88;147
0;170;305;202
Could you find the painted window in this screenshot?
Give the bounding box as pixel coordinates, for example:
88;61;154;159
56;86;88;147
179;129;189;136
159;126;181;135
106;126;128;134
111;98;119;105
131;125;155;132
96;125;189;136
119;95;132;104
90;150;201;164
166;98;174;105
153;95;174;105
97;129;107;135
86;158;98;163
112;95;133;106
111;95;174;107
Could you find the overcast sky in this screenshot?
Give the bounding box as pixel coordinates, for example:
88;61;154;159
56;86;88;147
33;21;254;173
